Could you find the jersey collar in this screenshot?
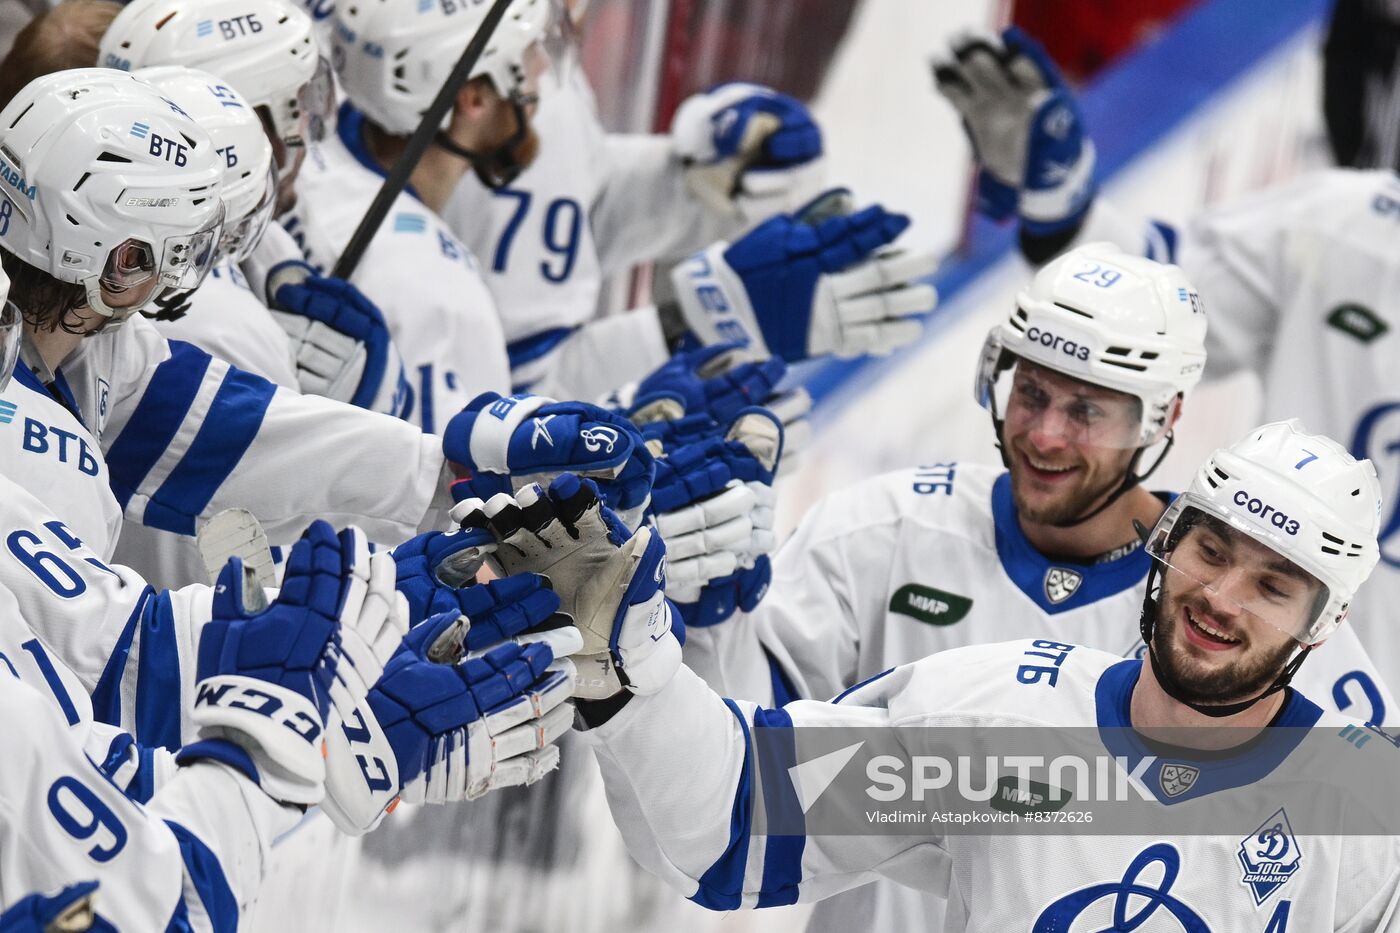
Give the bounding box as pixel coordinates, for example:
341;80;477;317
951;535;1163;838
13;347;86;430
990;472;1157;615
336;102;425;204
1094;659;1323;804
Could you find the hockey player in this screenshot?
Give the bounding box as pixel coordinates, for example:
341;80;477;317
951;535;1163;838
935;27;1400;695
0;517;406;929
271;0;524;428
544;421;1400;928
439;9;831;398
680;243;1396;932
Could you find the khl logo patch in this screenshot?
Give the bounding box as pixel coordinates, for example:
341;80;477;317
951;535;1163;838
1158;763;1199;799
1238;808;1302;906
1043;567;1082;605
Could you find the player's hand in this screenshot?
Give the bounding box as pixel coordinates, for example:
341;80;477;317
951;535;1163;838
672;81;826;225
650;409;782;628
321;612;579;832
442;392;657;531
392;527;565;660
671;189;937;362
933;27;1096;233
178;522;407;806
460;475;680;700
268;264;411;417
616;342;812;475
0;880;110;933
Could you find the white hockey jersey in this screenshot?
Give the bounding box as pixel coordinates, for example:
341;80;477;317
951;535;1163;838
287;104;510;432
440;66;732;399
112;262;302;590
1081;168;1400;702
685;462;1397;932
0;659;296;931
585;639;1400;930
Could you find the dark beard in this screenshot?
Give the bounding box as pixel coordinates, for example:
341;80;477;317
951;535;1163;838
1149;597;1298;706
1009;456;1124;526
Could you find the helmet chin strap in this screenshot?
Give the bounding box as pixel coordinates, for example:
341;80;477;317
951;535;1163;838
1137;561;1312;719
434;96;532;190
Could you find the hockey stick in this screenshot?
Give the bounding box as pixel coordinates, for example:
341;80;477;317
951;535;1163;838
331;0;515;281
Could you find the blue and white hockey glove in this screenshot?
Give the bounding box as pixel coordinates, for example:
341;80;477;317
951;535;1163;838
392;527;564;658
651;409;782;628
934;27;1096;235
614;342;812;474
672;81;826;225
465;474;680;700
321;612;579;833
178;522;407;806
0;881;115;933
671;189;938;362
442;392;657;531
267;262;411;417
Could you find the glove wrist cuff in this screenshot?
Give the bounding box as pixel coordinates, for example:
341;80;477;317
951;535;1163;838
190;675;327;806
669;243;773;357
1020;140;1097;234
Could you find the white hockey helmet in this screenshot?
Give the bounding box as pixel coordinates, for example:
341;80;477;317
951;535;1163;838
333;0;553;136
975;242;1208;449
1145;420;1382;645
135;66;275;264
99;0;332;150
0;69;226;319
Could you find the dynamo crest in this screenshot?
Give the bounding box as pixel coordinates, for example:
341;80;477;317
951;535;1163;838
1043;567;1082;605
1237;808;1302;906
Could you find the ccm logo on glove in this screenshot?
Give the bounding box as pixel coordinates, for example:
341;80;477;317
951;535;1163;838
194;679;323;745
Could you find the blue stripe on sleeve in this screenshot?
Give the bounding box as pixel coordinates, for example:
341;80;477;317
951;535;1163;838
163;895;194;933
143;362;276;535
91;586;157;726
764;647;801;705
134;594;183;750
688;698;755;911
754;706;804;907
106;342;212;512
163;821;239;933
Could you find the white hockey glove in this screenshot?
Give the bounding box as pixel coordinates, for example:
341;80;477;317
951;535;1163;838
672;81;827;226
177;522;406;807
671;189;937;362
321;607;579;833
933;28;1096;234
649;410;782;629
257;259;411;417
458;475;680;700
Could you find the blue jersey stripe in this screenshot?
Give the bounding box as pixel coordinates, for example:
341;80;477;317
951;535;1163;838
106;342;212;511
91;586;156;727
689;698;756;911
163;820;239;933
144;365;276;535
754;706;804;907
134;593;183;750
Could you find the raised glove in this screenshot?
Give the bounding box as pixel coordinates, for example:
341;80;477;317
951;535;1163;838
460;475;680;699
934;27;1096;233
178;522;406;806
268;263;411;417
322;612;578;831
672;189;937;362
618;342;812;476
672;81;826;225
442;392;657;530
0;881;114;933
652;409;782;627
